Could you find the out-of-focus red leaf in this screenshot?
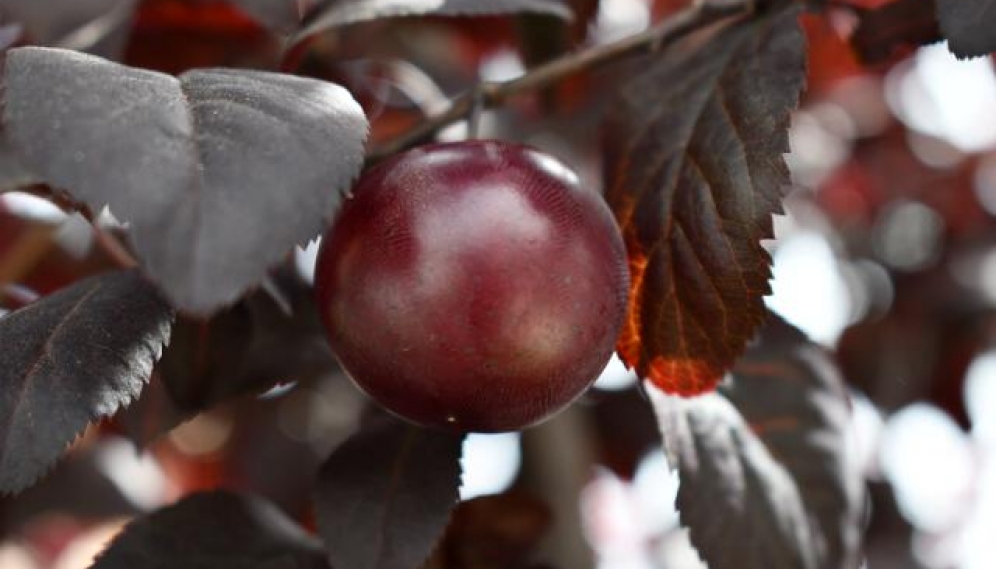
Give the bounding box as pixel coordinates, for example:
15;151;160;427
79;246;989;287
132;0;264;34
124;0;280;74
801;13;863;95
433;492;552;569
603;6;806;396
652;0;692;20
850;0;941;64
815;161;879;228
567;0;599;42
818;128;989;235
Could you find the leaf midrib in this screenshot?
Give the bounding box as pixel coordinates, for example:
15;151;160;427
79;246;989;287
0;280;105;473
372;427;420;569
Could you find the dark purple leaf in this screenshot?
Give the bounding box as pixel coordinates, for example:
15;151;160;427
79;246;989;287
649;316;864;569
123;269;336;445
604;6;806;396
314;417;464;569
722;317;865;569
937;0;996;58
297;0;572;43
1;47;368;314
89;491;329;569
652;389;816;568
0;270;173;494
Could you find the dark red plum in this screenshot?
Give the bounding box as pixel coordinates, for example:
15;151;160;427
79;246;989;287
315;140;629;432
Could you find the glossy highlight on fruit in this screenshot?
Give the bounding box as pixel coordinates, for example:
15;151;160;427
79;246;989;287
315;140;629;432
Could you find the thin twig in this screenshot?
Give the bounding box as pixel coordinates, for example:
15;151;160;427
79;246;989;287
18;186;139;269
78;207;139;269
367;0;751;163
466;88;487;140
91;223;138;268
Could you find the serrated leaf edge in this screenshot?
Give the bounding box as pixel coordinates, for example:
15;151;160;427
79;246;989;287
0;282;174;496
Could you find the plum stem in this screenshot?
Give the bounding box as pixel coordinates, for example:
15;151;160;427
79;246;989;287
366;0;753;164
466;88;487;140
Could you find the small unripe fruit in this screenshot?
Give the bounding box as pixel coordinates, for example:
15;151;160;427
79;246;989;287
315;140;628;432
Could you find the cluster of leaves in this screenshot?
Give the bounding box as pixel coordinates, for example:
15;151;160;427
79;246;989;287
2;0;990;566
0;0;590;480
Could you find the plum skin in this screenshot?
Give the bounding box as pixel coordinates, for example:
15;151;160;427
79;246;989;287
314;140;629;432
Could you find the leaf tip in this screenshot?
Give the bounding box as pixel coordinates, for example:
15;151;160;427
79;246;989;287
644;357;723;396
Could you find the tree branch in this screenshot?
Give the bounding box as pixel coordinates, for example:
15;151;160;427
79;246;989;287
367;0;752;163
